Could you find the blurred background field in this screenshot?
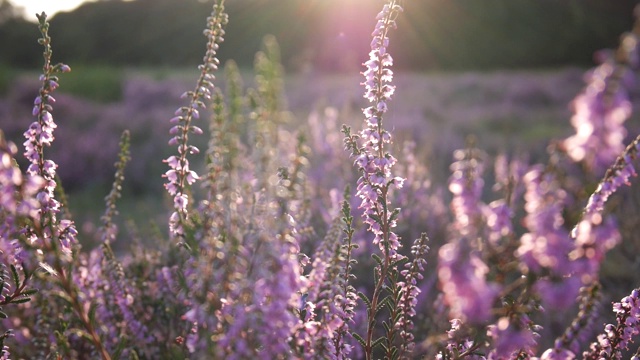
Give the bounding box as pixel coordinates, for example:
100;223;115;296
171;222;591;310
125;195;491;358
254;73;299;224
1;0;640;249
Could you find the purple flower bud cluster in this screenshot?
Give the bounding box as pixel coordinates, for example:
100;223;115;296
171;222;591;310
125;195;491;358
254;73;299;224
437;319;485;360
300;219;349;358
163;2;228;238
22;56;77;257
583;134;640;216
397;234;428;356
583;288;640;359
448;147;485;238
563;32;637;175
541;284;601;358
0;133;43;266
517;165;621;309
517;166;574;278
438;238;499;324
487;315;540;359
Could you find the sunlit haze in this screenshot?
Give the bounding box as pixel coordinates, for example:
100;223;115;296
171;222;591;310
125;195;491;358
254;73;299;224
11;0;97;21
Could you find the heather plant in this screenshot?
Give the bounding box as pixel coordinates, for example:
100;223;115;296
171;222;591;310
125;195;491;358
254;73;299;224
4;1;640;359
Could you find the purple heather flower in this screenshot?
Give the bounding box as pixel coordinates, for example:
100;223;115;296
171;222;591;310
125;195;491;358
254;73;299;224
397;235;428;356
583;288;640;359
448;147;486;239
485;199;513;245
438;319;486;360
438;238;499;324
517;166;575;277
487;315;540;359
163;1;227;238
583;138;639;217
563;60;633;175
21;60;78;258
570;214;620;282
349;0;405;259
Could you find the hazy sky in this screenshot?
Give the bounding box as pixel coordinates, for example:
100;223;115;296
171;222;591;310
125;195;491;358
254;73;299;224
11;0;96;21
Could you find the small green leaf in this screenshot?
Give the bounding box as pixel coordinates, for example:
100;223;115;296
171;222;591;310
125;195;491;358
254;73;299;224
371;253;383;267
10;265;20;288
369;213;382;224
358;291;371;309
352;332;367;348
372;336;386;349
382;320;391;333
390;347;399;359
0;311;7;319
10;297;31;304
88;302;98;327
393;311;403;324
21;289;39;296
391;257;409;269
376;296;391;316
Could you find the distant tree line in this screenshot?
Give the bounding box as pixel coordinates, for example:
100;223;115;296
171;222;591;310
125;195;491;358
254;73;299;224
0;0;637;71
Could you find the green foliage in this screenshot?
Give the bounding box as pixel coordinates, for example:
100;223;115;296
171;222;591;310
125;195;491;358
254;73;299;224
0;63;15;95
57;65;123;102
1;0;635;71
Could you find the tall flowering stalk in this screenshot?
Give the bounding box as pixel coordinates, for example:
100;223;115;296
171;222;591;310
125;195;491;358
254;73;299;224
343;1;408;358
23;13;75;260
164;0;228;240
21;13;111;360
99;130;130;244
397;234;429;358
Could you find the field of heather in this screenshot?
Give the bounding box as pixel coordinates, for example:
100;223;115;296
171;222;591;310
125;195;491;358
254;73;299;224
3;1;640;359
0;66;595;242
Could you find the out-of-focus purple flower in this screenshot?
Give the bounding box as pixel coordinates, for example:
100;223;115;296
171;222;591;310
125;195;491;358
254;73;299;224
448;147;485;239
485;199;513;245
570;214;620;281
487;315;540;359
438;238;499;324
563;52;634;175
438;319;486;360
517;166;575;279
0;133;44;266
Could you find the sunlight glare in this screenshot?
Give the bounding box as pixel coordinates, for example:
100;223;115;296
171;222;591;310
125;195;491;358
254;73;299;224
10;0;98;21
